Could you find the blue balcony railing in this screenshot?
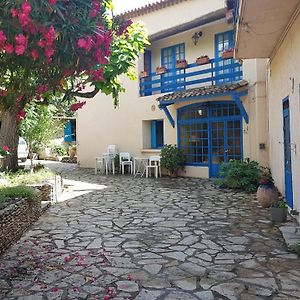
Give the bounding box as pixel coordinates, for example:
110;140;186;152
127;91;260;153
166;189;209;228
139;57;243;97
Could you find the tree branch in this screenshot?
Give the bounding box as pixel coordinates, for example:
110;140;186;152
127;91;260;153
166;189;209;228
70;87;100;99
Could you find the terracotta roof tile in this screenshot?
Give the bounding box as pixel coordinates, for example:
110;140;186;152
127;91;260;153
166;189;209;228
157;80;248;104
119;0;190;19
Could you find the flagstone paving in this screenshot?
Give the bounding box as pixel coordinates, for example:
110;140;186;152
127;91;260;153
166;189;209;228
0;163;300;300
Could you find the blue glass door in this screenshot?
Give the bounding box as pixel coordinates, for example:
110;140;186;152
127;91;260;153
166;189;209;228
161;43;185;92
210;119;242;177
283;99;294;208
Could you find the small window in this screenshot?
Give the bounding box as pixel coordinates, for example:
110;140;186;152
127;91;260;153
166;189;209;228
151;120;164;149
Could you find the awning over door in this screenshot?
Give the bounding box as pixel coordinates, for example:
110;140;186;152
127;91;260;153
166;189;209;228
157;80;249;127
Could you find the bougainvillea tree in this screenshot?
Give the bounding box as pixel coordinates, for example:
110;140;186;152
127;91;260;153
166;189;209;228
0;0;148;170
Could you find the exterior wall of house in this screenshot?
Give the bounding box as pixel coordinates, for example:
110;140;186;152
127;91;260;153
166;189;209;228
77;0;268;178
137;0;225;36
267;13;300;222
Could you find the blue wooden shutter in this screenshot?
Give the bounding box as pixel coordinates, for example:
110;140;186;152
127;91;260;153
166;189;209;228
64;121;73;142
151;120;157;148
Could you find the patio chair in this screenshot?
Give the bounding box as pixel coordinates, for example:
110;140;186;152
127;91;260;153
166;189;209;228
145;156;161;178
95;144;118;175
119;152;133;175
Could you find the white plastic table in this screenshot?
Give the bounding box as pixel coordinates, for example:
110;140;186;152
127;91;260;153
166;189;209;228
133;157;148;177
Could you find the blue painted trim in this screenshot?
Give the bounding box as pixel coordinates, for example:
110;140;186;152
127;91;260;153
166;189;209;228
177;101;243;177
159;104;175;128
144;50;152;96
232;94;249;124
151;120;156;148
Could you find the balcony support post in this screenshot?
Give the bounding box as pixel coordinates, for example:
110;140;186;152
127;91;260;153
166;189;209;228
231;90;249;124
159;104;175;128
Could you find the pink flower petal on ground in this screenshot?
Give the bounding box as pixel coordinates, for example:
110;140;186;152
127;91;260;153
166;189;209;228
52;287;60;292
73;287;80;292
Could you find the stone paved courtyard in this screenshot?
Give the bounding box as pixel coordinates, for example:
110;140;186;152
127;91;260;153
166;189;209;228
0;163;300;300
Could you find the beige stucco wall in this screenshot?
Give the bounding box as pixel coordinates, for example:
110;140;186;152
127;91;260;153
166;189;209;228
138;0;226;36
77;1;268;178
267;12;300;222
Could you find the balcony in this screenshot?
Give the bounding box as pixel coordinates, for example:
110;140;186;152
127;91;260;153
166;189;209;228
139;57;243;97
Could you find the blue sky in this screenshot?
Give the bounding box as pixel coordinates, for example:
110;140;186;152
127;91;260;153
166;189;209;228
113;0;158;14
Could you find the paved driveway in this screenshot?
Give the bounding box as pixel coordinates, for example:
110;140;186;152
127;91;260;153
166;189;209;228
0;164;300;300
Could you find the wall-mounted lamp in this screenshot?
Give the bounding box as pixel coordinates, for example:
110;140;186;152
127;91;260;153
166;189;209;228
192;31;202;45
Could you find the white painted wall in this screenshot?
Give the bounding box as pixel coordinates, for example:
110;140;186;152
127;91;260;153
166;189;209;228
267;13;300;222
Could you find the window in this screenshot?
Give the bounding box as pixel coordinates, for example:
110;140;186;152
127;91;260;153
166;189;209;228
178;102;242;165
161;43;185;92
215;31;242;84
64;119;76;142
151;120;164;148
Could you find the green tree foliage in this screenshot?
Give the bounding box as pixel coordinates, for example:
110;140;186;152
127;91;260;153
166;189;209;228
19;103;64;167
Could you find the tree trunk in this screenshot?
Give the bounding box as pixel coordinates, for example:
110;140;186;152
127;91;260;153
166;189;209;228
0;110;19;171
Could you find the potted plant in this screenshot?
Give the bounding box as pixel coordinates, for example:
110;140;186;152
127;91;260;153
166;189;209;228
222;48;234;59
160;144;186;177
257;171;278;208
68;144;77;158
176;59;188;69
196;55;210;65
271;199;288;222
156;66;167;75
140;70;149;78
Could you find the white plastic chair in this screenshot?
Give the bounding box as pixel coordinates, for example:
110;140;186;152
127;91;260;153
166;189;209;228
95;157;105;174
146;156;161;178
95;145;118;175
119;152;133;175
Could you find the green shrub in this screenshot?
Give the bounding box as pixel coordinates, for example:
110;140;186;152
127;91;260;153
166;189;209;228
5;169;55;185
52;145;67;157
160;144;186;175
217;159;263;193
0;185;37;206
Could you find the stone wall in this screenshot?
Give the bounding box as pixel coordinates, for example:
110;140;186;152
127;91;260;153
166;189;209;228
0;198;41;256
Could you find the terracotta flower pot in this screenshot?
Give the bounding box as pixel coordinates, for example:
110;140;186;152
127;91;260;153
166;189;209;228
257;183;279;208
156;66;167;75
222;49;234;59
140;71;149;78
69;148;77;158
176;59;188;69
196;56;210;65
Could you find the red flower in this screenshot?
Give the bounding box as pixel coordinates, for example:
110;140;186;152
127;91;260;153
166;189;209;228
90;68;104;81
15;34;28;46
44;26;56;46
30;49;39;60
45;48;55;58
21;1;32;15
15;44;26;55
3;146;10;152
77;38;87;49
4;44;14;54
49;0;57;4
37;39;46;48
89;9;98;18
16;110;26;122
0;31;7;46
10;8;18;18
18;12;30;27
70;101;86;112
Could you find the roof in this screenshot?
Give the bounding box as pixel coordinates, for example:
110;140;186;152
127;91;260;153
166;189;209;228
119;0;190;19
157;80;249;104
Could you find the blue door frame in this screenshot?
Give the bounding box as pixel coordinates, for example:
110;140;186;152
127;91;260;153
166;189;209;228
177;101;243;177
283;98;294;208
